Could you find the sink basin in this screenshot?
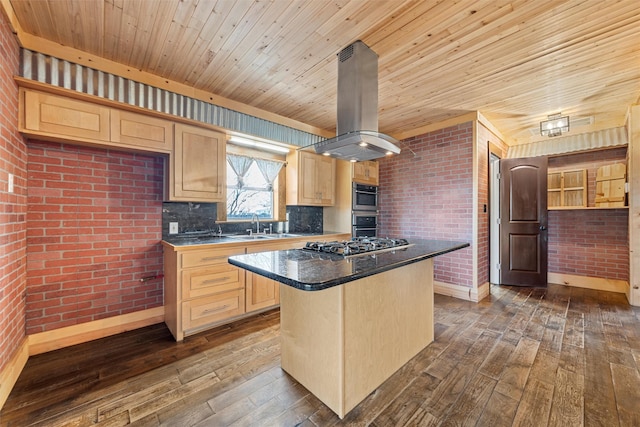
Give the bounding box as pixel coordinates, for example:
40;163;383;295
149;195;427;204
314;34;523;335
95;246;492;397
226;234;273;240
225;233;302;240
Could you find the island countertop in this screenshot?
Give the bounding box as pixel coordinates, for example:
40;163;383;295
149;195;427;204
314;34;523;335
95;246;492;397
228;239;470;291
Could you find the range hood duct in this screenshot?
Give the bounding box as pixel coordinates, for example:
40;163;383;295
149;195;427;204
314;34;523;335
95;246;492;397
307;41;400;161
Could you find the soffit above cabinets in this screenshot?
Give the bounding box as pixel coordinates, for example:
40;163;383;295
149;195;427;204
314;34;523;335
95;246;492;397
6;0;640;145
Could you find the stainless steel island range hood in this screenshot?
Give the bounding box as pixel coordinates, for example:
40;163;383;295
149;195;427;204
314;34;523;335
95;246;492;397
306;41;401;161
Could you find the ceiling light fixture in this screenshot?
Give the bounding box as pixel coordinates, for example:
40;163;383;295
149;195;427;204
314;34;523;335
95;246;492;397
228;136;290;153
540;113;570;137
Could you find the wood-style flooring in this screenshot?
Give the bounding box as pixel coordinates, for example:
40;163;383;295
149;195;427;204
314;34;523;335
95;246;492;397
1;284;639;426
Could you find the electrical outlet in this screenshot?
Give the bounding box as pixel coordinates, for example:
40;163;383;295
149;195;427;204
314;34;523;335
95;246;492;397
8;173;14;193
169;222;179;234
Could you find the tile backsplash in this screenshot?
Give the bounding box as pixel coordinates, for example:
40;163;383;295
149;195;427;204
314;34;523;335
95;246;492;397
285;206;323;233
162;202;218;237
162;202;323;238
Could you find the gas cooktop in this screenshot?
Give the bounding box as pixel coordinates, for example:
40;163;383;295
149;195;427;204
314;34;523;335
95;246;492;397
302;237;410;256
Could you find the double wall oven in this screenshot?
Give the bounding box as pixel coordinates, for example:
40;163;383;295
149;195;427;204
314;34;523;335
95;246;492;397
352;183;379;237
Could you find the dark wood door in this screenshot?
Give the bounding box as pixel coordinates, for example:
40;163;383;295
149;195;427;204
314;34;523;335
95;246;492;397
500;157;548;286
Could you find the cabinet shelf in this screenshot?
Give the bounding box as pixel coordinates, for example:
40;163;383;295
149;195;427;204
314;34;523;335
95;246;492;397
547;169;587;208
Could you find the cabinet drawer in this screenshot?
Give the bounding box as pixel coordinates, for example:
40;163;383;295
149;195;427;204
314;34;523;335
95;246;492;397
181;247;245;268
182;290;245;332
182;264;244;299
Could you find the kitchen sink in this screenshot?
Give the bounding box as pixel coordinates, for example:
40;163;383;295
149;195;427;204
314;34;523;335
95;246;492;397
226;234;270;240
226;233;302;240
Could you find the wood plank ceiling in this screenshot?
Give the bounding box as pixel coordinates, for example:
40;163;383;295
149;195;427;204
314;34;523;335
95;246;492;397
7;0;640;145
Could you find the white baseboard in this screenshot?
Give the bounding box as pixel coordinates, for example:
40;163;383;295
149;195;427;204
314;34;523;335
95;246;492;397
434;281;490;302
28;306;165;356
0;337;29;411
548;272;629;294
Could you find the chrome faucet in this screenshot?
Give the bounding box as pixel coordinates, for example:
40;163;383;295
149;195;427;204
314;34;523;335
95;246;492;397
251;213;260;234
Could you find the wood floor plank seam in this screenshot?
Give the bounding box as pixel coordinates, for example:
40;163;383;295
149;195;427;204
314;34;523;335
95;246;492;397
2;285;639;427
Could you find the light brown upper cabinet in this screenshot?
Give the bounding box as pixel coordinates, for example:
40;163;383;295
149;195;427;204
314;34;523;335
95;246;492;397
20;88;174;154
21;89;111;143
286;150;336;206
170;123;226;202
110;109;173;152
548;169;587;208
352;160;379;185
595;163;626;207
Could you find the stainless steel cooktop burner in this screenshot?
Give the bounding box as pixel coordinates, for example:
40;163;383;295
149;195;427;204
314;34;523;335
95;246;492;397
302;237;409;256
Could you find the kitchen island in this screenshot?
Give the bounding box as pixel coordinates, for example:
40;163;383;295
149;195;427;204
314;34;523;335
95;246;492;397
228;239;469;418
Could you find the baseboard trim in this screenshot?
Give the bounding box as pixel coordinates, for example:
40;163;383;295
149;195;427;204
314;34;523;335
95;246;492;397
28;306;165;356
548;272;629;294
434;281;489;302
0;337;29;410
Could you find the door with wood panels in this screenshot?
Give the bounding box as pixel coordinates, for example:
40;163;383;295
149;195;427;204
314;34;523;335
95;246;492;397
499;157;548;286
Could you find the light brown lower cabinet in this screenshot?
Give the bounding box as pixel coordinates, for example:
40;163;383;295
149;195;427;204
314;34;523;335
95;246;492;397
245;274;279;313
182;290;246;332
243;239;304;312
164;245;246;341
163;234;350;341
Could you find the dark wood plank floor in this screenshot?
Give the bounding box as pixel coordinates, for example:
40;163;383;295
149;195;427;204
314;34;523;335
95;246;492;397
2;284;639;426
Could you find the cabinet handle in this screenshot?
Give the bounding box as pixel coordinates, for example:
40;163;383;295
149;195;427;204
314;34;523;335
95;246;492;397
202;276;231;285
200;256;226;262
202;304;229;315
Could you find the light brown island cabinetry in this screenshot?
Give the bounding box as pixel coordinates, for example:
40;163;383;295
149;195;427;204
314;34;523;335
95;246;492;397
286;150;336;206
351;160;379;185
169;123;226;202
280;258;434;418
19;88;174;153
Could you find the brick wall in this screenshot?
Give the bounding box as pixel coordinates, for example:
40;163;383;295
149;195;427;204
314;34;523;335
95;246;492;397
26;141;165;334
548;209;629;280
0;11;28;372
548;148;629;281
379;122;474;287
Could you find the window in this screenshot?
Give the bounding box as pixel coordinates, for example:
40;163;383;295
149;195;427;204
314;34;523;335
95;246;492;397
226;154;284;220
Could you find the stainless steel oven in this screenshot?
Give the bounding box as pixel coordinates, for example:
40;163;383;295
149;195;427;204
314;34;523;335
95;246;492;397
352;212;378;237
352;183;378;211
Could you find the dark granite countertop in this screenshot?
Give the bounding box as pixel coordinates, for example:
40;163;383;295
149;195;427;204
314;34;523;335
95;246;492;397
228;239;470;291
162;231;349;247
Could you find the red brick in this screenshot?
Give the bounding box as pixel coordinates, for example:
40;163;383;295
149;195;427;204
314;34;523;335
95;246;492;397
26;142;164;333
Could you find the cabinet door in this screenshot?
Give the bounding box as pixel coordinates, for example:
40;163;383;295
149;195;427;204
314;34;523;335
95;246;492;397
295;151;335;206
316;155;336;205
299;151;320;204
245;273;280;312
110;109;173;152
172;123;226;201
244;239;302;312
22;89;110;142
352;161;379;185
